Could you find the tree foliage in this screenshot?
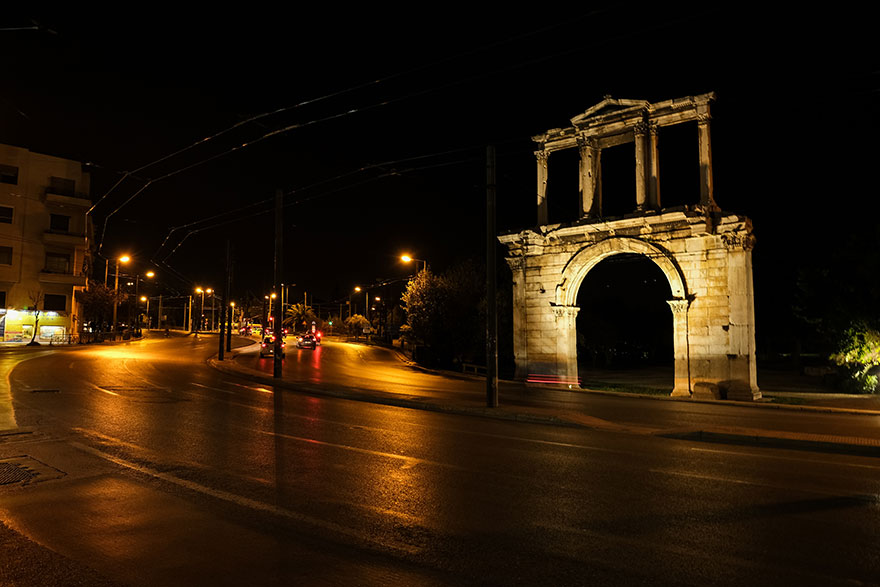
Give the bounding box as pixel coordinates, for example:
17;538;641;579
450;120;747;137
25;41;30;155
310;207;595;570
793;228;880;390
284;303;318;332
76;282;118;330
830;323;880;393
400;261;487;367
344;314;370;339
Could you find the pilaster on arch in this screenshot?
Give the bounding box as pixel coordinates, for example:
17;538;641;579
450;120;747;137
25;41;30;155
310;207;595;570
556;237;687;307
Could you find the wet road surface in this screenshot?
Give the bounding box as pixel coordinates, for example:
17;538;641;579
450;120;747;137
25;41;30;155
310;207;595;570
1;334;879;586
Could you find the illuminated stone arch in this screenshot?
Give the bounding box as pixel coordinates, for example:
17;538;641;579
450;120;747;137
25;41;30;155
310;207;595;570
555;237;689;395
499;211;760;400
499;93;760;400
557;237;686;306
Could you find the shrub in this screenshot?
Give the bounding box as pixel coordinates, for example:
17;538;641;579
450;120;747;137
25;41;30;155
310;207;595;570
830;323;880;393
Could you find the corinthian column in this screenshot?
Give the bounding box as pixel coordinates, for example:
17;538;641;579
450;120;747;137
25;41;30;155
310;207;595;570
578;137;601;218
536;150;548;225
698;114;716;209
647;123;660;210
634;122;648;211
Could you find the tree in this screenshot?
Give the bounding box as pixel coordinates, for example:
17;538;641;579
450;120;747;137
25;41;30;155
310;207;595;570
239;291;263;324
284;303;318;333
344;314;370;340
400;261;486;367
831;323;880;393
76;282;117;332
26;290;44;345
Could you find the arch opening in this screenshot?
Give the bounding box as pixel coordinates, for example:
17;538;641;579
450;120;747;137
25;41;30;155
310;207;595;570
575;253;674;391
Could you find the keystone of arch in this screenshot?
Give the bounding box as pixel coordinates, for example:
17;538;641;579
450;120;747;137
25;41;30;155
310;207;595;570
556;237;687;307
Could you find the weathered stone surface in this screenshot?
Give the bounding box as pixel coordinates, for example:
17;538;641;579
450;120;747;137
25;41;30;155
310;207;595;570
500;94;760;401
693;381;722;400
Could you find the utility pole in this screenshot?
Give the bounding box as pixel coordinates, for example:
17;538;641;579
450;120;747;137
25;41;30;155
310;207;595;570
219;241;230;360
486;145;499;407
273;189;284;378
224;240;232;353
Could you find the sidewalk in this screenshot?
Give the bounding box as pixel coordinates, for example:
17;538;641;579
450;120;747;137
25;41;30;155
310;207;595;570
208;342;880;459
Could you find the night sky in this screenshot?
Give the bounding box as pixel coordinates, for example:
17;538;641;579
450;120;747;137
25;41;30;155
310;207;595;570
2;7;877;336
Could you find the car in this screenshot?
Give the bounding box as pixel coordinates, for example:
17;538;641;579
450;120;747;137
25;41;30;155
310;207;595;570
295;333;317;349
259;336;286;357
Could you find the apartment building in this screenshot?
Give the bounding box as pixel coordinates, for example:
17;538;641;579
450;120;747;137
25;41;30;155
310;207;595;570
0;144;90;342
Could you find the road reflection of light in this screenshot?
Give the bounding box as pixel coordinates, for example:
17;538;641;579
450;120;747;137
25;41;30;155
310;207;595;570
0;354;24;429
310;347;322;382
78;346;187;363
364;412;435;526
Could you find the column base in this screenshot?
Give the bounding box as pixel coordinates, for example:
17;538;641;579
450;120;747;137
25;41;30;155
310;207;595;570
670;385;692;397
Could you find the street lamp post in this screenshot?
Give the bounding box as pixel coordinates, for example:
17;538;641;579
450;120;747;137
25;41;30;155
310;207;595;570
195;287;206;332
227;301;234;352
133;271;155;335
208;288;215;331
401;254;427;273
351;286;361;318
111;255;130;338
140;296;149;329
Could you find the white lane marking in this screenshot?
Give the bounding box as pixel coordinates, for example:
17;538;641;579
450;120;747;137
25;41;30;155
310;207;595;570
90;383;120;397
228;381;274;394
251;427;431;468
191;382;236;395
69;439;422;556
649;469;756;486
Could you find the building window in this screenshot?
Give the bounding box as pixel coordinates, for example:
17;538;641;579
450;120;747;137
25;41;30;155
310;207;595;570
0;164;18;185
45;252;70;274
44;294;66;312
49;214;70;232
0;291;5;308
48;176;75;196
0;206;12;224
0;246;12;265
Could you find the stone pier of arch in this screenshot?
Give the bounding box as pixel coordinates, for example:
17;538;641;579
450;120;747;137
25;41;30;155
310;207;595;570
499;210;760;401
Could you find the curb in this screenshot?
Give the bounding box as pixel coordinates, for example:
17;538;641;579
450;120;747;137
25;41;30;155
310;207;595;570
657;428;880;458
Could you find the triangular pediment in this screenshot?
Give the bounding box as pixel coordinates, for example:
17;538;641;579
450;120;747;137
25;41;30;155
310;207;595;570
570;96;650;126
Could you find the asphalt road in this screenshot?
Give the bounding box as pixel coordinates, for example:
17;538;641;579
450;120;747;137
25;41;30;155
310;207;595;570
1;335;879;586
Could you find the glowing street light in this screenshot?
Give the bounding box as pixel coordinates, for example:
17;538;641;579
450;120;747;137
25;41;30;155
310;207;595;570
401;254;427;273
350;286;363;318
195;287;211;332
111;254;130;336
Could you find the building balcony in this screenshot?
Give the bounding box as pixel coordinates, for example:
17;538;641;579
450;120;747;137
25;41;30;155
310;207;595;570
43;230;87;247
38;269;88;286
44;189;92;208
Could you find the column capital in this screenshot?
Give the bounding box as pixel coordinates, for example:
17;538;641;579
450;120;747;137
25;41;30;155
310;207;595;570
534;149;548;162
667;298;691;315
550;303;580;319
577;135;600;149
633;121;650;136
720;232;756;251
